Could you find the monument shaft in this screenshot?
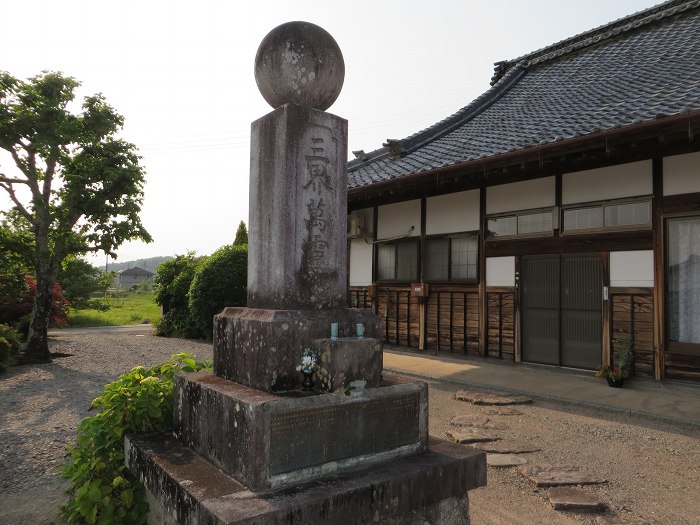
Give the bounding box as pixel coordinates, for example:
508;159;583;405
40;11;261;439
248;103;348;310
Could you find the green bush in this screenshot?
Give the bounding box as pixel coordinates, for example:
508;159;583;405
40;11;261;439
60;352;211;525
153;254;204;338
0;323;20;372
189;244;247;339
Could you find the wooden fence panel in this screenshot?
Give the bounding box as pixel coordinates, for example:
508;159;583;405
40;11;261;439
486;290;515;360
611;292;654;378
425;287;479;354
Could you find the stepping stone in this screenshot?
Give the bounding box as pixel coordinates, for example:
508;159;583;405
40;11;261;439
472;441;541;454
446;429;499;444
548;487;606;512
518;465;607;487
486;453;527;468
481;407;523;416
450;415;508;430
454;389;532;406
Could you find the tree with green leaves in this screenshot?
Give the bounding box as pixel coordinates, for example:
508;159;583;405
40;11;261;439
233;220;248;245
0;71;151;362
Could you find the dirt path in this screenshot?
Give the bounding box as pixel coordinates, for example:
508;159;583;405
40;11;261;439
0;330;698;524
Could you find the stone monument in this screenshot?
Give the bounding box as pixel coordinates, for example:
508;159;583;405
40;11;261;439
126;21;485;524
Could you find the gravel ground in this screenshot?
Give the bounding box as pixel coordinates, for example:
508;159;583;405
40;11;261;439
1;329;698;525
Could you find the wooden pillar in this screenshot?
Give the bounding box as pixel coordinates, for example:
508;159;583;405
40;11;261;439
514;255;522;362
652;158;665;381
419;197;427;350
478;183;487;356
371;205;379;315
601;251;611;367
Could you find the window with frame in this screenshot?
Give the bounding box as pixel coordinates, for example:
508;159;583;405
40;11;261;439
377;240;418;281
563;199;651;233
487;210;553;238
424;236;478;281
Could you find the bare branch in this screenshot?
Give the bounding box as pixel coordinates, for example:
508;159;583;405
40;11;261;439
10;148;41;200
0;174;29;185
0;181;35;225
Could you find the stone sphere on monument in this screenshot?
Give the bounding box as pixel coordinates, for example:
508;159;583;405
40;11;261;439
254;21;345;111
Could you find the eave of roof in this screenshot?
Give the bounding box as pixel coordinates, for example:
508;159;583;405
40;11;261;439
347;0;700;194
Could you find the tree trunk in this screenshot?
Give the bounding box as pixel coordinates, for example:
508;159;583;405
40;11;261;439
24;268;54;363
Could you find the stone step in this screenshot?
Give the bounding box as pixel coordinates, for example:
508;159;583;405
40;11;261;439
547;487;606;512
472;441;541;454
450;415;507;430
518;465;607;487
454;389;532;406
446;429;499;444
481;407;524;416
486;454;527;468
125;432;487;525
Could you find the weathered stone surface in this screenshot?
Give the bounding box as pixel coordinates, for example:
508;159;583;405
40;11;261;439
446;429;499;444
472;441;541;454
255;22;345;111
518;465;607;487
248;104;348;310
450;414;508;430
213;307;381;391
312;337;382;391
481;407;524;416
173;372;428;490
548;487;606;512
126;433;486;525
487;454;528;467
455;389;532;406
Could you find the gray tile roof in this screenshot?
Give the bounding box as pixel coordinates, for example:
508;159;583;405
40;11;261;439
348;0;700;189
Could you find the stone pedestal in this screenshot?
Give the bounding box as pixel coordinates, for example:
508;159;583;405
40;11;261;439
172;373;427;490
313;337;383;391
213;307;381;392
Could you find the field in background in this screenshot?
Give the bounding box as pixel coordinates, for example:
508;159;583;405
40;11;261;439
67;292;160;327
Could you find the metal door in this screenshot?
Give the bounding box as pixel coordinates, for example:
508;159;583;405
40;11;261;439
560;255;602;369
522;255;560;365
522;254;602;368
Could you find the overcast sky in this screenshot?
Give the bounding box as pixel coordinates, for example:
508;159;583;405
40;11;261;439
0;0;661;266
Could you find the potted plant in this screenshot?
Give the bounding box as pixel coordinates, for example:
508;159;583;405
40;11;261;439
596;333;633;388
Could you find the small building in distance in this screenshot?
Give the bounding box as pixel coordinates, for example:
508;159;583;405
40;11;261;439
116;266;155;290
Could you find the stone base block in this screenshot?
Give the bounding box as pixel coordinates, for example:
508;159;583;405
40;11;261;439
125;433;486;525
173;372;427;490
313;337;382;391
213;307;382;392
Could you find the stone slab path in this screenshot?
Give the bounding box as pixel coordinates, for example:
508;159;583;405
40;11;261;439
519;465;607;487
547;487;606;512
449;414;508;430
472;441;541;454
446;429;499;444
454;389;532;406
486;454;527;468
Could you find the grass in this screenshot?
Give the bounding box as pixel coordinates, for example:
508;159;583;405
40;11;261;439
67;292;161;327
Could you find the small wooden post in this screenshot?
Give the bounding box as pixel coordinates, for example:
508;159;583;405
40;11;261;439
652;158;665;381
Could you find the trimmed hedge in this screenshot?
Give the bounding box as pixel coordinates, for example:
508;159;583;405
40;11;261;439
189;244;247;339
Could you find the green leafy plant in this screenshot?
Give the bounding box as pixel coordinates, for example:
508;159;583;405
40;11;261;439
595;332;633;380
60;352;211;524
0;323;20;372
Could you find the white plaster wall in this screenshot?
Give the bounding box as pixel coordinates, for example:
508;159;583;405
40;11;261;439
663;151;700;196
562;161;652;204
487;177;555;214
349;238;373;286
377;200;421;239
486;256;515;287
426;190;480;234
610;250;654;288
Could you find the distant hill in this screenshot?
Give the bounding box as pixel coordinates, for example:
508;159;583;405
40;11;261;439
105;256;174;274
